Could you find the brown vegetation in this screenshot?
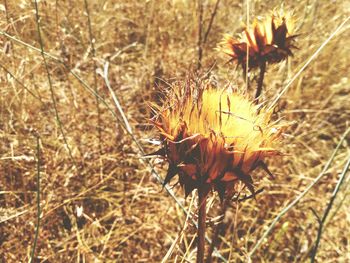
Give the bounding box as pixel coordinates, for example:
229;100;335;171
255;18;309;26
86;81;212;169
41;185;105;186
0;0;349;262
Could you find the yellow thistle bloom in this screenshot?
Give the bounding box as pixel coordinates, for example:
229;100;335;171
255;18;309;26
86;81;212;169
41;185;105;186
149;79;284;200
218;11;297;70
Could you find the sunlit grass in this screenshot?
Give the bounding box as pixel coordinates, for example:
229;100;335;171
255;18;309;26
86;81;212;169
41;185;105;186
0;0;349;262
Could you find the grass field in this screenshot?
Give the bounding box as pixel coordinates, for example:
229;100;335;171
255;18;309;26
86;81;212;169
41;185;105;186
0;0;350;262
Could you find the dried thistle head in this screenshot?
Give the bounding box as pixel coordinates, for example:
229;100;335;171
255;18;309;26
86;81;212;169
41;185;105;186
218;10;297;70
149;78;285;200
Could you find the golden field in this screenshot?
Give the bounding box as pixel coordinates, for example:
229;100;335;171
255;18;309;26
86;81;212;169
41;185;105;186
0;0;350;262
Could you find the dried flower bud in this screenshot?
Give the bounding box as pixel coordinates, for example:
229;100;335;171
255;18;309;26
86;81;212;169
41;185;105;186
149;78;285;200
218;11;297;70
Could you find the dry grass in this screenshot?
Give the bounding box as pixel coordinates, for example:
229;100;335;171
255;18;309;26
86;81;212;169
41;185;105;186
0;0;349;262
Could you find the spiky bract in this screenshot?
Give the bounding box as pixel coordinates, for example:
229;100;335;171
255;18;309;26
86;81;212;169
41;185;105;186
218;11;297;70
150;79;284;200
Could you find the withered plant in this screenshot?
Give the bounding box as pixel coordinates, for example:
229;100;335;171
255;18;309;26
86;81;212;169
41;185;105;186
149;77;285;262
218;10;297;101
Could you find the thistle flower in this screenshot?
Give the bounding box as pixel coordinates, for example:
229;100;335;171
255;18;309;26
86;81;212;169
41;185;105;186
218;11;297;70
149;79;284;200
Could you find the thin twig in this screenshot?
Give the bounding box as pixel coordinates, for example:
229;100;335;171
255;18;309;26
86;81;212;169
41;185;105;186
55;0;59;36
4;0;10;24
30;135;41;263
143;0;155;59
83;0;102;155
33;0;77;167
326;175;350;223
103;63;132;134
235;188;264;202
197;0;203;70
268;16;350;111
203;0;221;44
0;63;43;103
245;0;250;92
248;127;350;258
0;31;128;133
0;30;134;136
311;155;350;262
309;207;321;224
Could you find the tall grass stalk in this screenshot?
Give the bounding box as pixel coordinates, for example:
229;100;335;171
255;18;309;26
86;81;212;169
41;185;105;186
33;0;77;167
30;135;41;263
83;0;102;157
311;155;350;262
197;0;203;70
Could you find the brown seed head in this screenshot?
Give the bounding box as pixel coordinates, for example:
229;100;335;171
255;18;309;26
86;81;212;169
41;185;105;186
150;78;285;200
218;10;297;70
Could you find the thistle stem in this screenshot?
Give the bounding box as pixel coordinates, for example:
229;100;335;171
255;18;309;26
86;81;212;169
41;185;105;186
30;135;41;263
255;61;266;102
197;186;207;263
206;197;229;263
